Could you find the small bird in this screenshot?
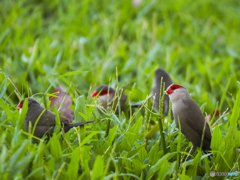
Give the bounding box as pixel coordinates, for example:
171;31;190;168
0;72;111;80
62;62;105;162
166;84;212;160
151;68;174;115
17;98;94;138
49;86;74;122
92;85;128;113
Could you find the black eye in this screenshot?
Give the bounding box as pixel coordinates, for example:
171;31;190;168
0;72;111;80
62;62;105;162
173;85;177;89
100;91;104;95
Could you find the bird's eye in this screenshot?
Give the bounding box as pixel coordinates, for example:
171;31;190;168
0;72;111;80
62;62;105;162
99;90;108;96
20;102;23;107
173;85;177;89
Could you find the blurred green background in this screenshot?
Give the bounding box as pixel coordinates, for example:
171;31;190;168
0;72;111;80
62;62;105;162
1;0;240;179
1;0;240;114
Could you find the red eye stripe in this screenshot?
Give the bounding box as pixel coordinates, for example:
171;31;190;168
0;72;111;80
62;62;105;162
92;90;108;97
99;90;108;96
170;85;183;90
17;102;23;110
166;84;183;94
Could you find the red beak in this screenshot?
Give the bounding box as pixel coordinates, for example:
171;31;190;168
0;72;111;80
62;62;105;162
92;91;98;97
166;88;173;95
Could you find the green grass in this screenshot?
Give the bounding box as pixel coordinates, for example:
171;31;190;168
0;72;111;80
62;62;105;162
1;0;240;179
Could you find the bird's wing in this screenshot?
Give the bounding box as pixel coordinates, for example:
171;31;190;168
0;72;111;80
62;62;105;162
182;98;212;141
37;109;70;126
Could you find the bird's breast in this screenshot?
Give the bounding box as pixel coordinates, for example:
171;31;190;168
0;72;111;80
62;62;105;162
172;100;188;126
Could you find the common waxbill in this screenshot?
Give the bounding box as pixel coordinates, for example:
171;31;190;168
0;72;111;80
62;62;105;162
166;84;212;160
49;86;74;122
92;85;128;113
151;68;174;115
17;98;94;138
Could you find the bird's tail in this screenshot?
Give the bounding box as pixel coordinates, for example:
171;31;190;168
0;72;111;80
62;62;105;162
70;121;95;128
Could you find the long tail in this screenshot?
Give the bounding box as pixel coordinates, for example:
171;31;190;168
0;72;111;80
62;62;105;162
70;121;95;128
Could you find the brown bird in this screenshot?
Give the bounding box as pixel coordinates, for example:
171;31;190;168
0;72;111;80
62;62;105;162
92;85;128;113
17;98;94;138
49;86;74;122
151;68;174;115
166;84;212;160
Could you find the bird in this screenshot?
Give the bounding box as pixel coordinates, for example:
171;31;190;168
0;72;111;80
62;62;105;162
92;85;128;113
151;68;174;116
17;98;94;139
166;84;212;160
49;86;74;122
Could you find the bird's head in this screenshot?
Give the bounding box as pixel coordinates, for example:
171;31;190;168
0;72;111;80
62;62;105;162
166;84;183;95
92;85;117;108
17;98;40;111
92;85;115;98
154;68;168;78
166;84;189;102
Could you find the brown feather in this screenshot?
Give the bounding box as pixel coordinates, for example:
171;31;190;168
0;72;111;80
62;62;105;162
49;87;74;122
170;88;211;151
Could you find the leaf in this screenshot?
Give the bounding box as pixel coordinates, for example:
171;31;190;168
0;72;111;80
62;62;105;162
53;105;61;134
10;152;33;179
81;131;102;146
75;95;86;123
226;89;240;140
0;98;12;119
61;71;88;77
103;173;141;180
118;116;142;152
146;152;176;180
138;145;148;162
187;150;202;177
157;159;169;180
178;174;192;180
67;148;80;180
32;141;45;179
127;145;145;158
79;112;88;121
132;158;148;175
0;79;7;98
92;155;104;180
145;123;159;139
211;126;222;150
107;125;118;145
148;141;160;165
18;98;28;130
8;141;31;172
49;134;62;159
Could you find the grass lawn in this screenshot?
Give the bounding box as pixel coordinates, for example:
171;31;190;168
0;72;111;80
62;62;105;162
0;0;240;179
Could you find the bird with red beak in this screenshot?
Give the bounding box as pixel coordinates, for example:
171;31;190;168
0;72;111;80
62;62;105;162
166;84;212;160
17;98;94;138
92;85;128;113
151;68;174;116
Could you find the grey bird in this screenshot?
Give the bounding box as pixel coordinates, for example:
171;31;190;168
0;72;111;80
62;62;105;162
166;84;212;160
92;85;128;113
151;68;174;115
17;98;94;138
